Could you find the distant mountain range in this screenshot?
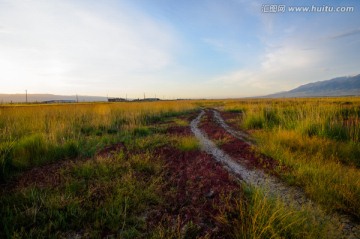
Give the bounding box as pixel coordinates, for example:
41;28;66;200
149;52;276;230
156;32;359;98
0;93;107;103
265;74;360;98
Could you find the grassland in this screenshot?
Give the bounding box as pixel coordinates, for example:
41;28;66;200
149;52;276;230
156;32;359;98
1;98;359;238
0;101;196;182
222;98;360;220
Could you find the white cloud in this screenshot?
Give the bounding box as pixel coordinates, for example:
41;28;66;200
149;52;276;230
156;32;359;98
0;0;179;94
211;44;321;96
261;46;318;72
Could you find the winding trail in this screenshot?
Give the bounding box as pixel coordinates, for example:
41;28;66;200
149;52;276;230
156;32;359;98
190;109;360;239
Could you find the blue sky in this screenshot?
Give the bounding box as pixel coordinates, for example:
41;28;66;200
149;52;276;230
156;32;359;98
0;0;359;98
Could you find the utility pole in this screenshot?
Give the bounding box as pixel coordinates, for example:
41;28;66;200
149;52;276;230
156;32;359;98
76;94;79;103
143;92;145;100
25;90;27;103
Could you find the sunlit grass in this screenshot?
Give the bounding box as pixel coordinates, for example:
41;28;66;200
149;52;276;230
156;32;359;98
219;97;360;220
255;130;360;218
173;118;189;126
0;101;198;181
216;185;342;239
175;136;199;151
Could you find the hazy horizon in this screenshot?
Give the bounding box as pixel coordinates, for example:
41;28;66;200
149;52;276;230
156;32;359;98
1;0;360;98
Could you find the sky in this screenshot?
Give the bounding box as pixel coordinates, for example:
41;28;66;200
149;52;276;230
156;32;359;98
0;0;360;99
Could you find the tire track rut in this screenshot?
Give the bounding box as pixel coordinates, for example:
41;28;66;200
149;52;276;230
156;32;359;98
190;109;360;239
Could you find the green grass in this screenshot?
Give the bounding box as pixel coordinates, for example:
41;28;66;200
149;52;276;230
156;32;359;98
216;185;342;239
255;130;360;219
173;118;189;126
243;114;265;129
175;136;199;151
1;151;164;238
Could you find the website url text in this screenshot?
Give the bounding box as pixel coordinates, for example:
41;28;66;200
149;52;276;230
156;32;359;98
262;5;355;13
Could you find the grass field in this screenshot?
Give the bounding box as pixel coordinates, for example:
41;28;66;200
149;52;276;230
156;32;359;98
222;98;360;220
1;98;359;238
0;101;196;181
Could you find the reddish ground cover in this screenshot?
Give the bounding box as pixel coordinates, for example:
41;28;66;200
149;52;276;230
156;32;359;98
146;117;242;237
166;125;192;136
149;145;241;237
8;160;72;190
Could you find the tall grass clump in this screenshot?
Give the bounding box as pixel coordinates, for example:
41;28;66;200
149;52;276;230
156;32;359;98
243;114;265;129
216;186;341;239
0;141;15;182
11;134;48;168
243;107;280;129
175;136;199;151
255;130;360;219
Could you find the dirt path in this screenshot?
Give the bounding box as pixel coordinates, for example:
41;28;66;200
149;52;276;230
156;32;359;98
191;109;360;239
212;110;254;146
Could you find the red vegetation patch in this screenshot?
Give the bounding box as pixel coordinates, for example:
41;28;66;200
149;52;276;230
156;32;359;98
7;143;127;190
148;146;241;237
9;160;72;190
200;110;288;176
166;125;192;136
221;111;242;121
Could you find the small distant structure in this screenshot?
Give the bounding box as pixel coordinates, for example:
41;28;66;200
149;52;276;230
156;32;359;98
143;98;160;102
108;98;127;102
133;98;160;102
43;100;76;104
